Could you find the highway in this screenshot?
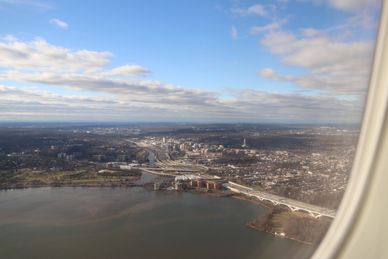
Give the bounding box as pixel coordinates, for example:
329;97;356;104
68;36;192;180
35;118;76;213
134;139;336;218
139;168;177;177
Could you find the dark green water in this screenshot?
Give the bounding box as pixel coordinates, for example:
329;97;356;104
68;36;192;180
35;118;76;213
0;187;314;259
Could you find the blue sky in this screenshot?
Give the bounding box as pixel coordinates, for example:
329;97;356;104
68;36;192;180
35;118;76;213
0;0;381;123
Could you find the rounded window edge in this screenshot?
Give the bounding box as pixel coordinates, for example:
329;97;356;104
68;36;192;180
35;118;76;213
312;2;388;258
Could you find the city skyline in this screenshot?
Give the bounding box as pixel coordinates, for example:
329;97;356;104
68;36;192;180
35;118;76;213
0;0;381;123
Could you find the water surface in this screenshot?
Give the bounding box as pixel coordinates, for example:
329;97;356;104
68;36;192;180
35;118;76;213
0;187;314;259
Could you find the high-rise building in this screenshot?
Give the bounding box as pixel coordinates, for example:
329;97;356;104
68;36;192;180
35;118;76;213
242;138;247;148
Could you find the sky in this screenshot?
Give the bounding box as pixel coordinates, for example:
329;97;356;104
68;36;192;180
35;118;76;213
0;0;382;124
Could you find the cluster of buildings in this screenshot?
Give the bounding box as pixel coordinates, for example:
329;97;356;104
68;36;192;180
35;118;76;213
142;136;243;160
0;125;356;210
154;174;225;192
142;134;354;209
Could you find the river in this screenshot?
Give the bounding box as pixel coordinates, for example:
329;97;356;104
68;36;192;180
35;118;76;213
0;186;314;259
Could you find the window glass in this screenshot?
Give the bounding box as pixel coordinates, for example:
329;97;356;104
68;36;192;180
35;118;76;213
0;1;381;258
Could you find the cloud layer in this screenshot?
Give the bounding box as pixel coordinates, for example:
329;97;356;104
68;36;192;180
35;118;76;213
259;29;374;95
0;85;362;123
253;1;379;98
0;34;369;123
0;37;110;72
328;0;380;12
0;0;380;124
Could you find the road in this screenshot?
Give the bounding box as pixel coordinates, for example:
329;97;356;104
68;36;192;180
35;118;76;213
134;139;336;218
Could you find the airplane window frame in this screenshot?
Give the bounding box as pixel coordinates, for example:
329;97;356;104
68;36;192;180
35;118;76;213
312;2;388;258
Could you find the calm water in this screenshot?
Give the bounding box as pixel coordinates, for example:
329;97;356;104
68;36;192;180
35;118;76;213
0;186;314;259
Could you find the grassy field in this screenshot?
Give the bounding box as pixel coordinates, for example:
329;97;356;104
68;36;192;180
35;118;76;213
0;168;142;189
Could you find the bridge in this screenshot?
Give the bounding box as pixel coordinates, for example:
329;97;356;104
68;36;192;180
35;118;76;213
224;182;336;218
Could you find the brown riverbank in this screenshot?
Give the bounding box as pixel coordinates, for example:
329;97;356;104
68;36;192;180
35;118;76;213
229;193;332;245
249;209;332;245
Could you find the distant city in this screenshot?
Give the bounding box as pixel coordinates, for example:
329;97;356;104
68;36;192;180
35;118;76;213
0;123;358;245
0;124;357;209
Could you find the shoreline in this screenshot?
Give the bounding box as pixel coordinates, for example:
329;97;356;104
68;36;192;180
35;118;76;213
0;180;142;191
246;219;313;246
229;193;332;246
0;182;331;246
231;193;273;210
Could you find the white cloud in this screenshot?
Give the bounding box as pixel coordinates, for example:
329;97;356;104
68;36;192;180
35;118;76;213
0;0;52;11
0;73;219;107
50;18;68;29
101;65;151;77
300;10;379;39
246;4;267;16
300;28;321;37
258;68;367;95
0;37;220;108
250;18;288;34
259;30;375;94
261;31;295;53
230;89;362;123
0;37;111;72
230;26;238;40
328;0;380;12
232;4;267;17
346;10;379;29
259;68;277;78
0;85;175;121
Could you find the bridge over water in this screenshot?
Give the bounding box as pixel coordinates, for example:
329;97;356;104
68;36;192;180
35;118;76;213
224;182;336;218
